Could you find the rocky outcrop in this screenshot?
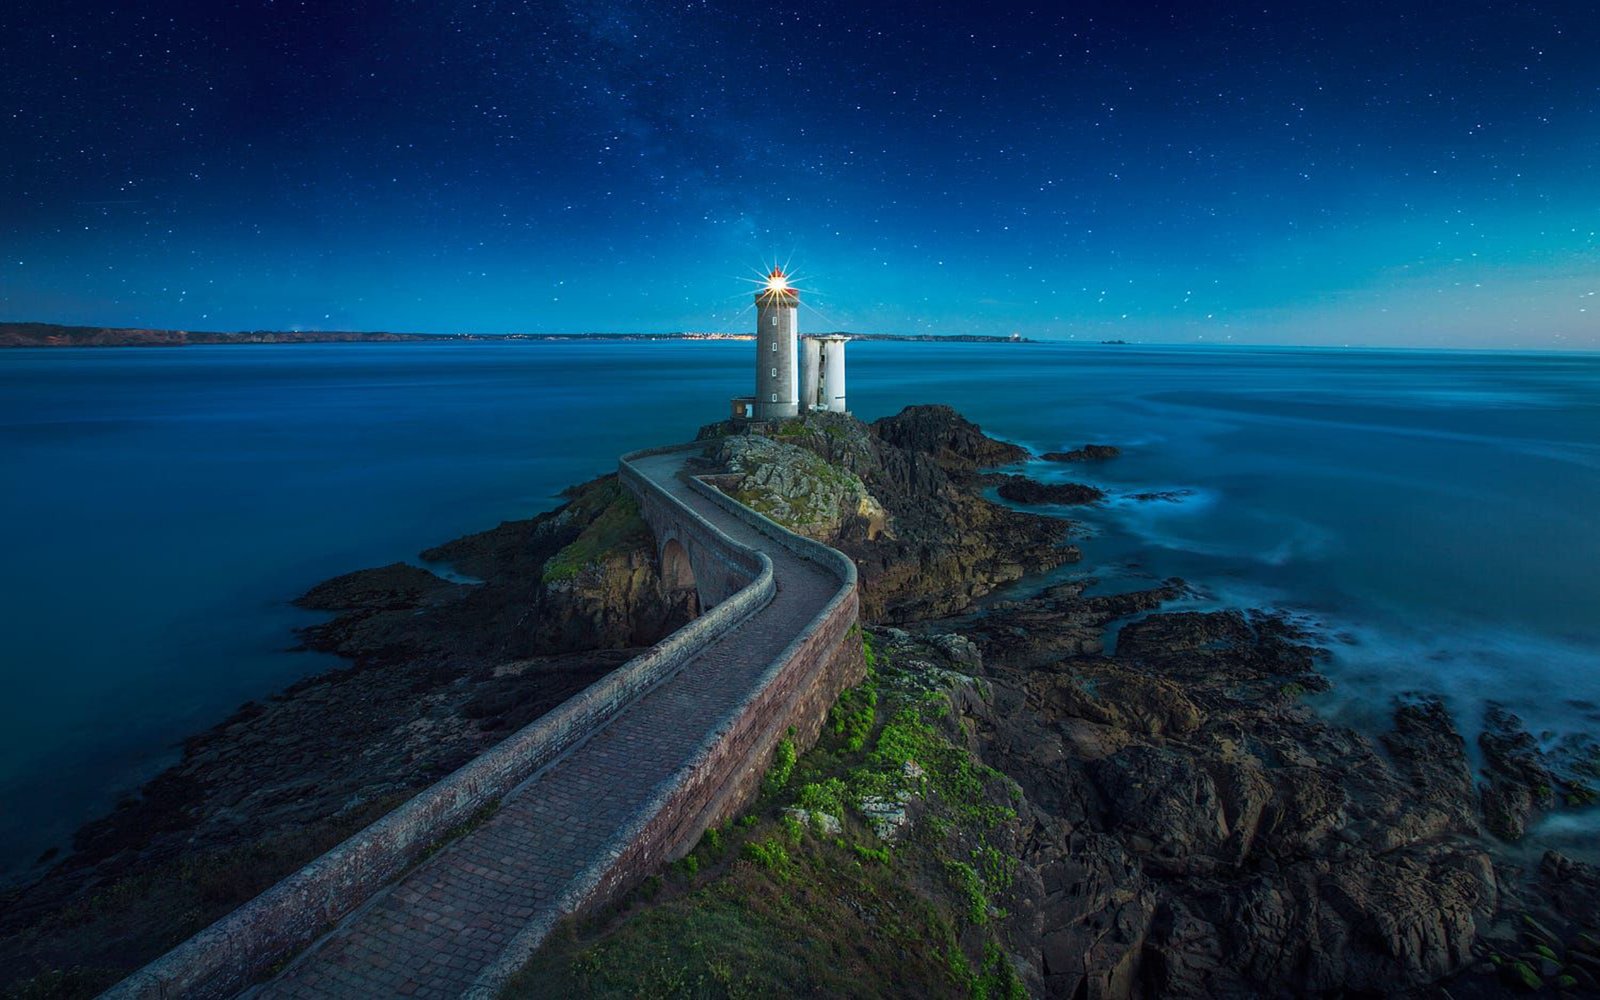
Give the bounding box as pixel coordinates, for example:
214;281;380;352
870;403;1030;478
700;406;1077;622
1478;702;1560;842
711;434;889;540
1042;444;1121;462
1125;489;1195;503
300;476;693;665
900;595;1513;998
989;474;1106;505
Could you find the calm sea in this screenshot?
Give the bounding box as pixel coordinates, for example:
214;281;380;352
2;341;1597;878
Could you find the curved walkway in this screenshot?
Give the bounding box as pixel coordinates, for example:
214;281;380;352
250;449;843;999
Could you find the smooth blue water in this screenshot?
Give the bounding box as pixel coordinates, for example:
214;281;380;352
2;341;1598;879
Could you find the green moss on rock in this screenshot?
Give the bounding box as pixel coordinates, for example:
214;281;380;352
541;481;650;583
504;628;1028;1000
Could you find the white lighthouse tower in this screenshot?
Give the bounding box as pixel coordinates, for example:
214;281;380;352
728;264;849;424
753;266;799;420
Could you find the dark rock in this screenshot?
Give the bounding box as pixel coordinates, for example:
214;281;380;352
928;580;1182;671
991;474;1107;506
871;403;1031;476
1124;489;1195;503
911;592;1503;997
1479;702;1558;841
1537;851;1600;927
1380;695;1478;837
705;406;1077;622
295;562;456;611
1041;444;1121;462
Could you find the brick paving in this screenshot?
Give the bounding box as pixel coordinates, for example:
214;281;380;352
255;451;840;999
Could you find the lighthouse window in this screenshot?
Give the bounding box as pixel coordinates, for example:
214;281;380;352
770;315;777;326
770;367;777;377
769;393;777;402
770;342;777;352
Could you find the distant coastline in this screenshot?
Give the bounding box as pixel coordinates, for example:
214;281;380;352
0;321;1035;348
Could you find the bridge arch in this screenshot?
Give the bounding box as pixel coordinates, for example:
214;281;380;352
660;537;694;589
658;536;700;618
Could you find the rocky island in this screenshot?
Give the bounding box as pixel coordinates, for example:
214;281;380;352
2;405;1597;998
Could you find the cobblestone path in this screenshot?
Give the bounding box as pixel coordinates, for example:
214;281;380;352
254;450;839;999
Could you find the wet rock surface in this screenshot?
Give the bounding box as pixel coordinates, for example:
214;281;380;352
905;587;1600;998
1125;488;1195;503
988;473;1107;505
1042;443;1121;462
1478;702;1561;842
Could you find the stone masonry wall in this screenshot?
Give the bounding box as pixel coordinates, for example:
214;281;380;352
109;440;860;1000
106;447;775;1000
619;443;763;607
465;462;864;998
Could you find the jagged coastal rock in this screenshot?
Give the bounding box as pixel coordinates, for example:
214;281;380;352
700;406;1079;621
988;473;1107;505
923;605;1502;995
713;434;890;541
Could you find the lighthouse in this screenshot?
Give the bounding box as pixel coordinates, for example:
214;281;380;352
728;264;848;424
753;266;800;419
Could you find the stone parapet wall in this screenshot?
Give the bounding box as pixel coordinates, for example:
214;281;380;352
464;458;864;998
106;438;861;1000
679;471;863;827
105;451;775;1000
619;443;765;606
685;473;860;589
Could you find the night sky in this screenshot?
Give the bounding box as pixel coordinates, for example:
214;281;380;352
2;1;1596;347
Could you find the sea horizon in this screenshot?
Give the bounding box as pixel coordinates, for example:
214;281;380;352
3;319;1596;353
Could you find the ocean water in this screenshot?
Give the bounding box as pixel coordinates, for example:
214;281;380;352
1;341;1597;879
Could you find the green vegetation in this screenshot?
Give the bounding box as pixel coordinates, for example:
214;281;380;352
762;733;797;795
796;777;847;817
741;838;791;875
503;629;1028;1000
1479;911;1600;995
542;480;650;583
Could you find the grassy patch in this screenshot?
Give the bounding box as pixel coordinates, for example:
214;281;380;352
503;629;1028;1000
542;481;650;583
762;734;797;795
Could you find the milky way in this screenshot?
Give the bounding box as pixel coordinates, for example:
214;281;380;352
2;1;1596;346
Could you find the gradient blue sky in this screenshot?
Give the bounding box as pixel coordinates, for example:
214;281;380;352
2;1;1597;347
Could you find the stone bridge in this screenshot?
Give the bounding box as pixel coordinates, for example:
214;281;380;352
105;441;863;1000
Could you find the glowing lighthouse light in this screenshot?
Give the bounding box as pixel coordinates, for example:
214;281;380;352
764;267;791;295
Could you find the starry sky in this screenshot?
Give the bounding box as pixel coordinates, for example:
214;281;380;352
2;1;1597;347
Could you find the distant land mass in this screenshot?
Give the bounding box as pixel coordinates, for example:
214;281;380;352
0;322;1035;348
